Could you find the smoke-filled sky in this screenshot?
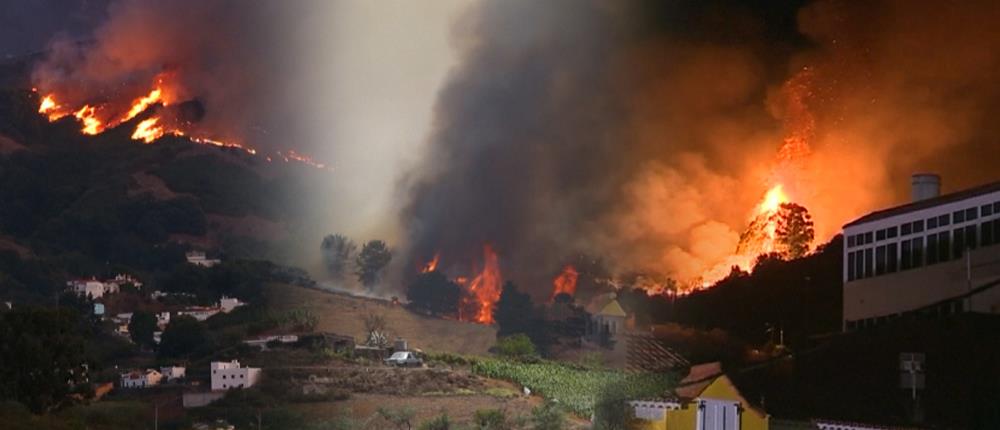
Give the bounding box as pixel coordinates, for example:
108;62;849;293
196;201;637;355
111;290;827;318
5;0;1000;294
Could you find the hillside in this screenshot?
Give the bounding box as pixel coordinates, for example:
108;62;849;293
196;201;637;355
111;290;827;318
0;83;323;302
269;284;499;355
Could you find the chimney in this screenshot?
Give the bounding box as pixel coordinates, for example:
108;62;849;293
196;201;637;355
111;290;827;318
911;173;941;202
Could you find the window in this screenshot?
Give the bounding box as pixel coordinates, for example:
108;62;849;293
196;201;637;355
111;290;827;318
955;210;965;223
855;249;865;278
887;243;898;273
902;223;912;235
848;252;857;281
954;228;966;258
875;246;886;275
984;221;995;246
913;220;924;233
927;234;939;264
865;232;874;244
966;208;978;221
864;248;874;277
848;235;856;248
912;237;924;268
994;219;1000;244
939;231;951;261
983;204;994;217
876;229;886;241
901;240;912;270
928;217;938;229
887;226;898;238
995;202;1000;214
966;225;977;250
939;214;950;226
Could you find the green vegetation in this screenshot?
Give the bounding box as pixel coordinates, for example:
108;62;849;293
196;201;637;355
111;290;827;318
355;240;392;288
0;307;90;413
472;359;675;417
494;334;537;359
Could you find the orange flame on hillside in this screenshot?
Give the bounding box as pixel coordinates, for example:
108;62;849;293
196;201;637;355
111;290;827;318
465;245;502;324
692;68;815;289
420;254;441;273
550;265;578;302
132;117;165;144
33;86;325;168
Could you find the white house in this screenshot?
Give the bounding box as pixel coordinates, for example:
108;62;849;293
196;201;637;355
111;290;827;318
120;369;163;388
219;296;245;313
68;279;116;299
210;360;261;391
106;273;143;290
187;251;221;268
160;366;186;381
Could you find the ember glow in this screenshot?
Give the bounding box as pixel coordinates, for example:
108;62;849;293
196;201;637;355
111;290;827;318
550;265;579;302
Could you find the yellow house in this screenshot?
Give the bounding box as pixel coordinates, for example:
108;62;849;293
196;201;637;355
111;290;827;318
629;362;769;430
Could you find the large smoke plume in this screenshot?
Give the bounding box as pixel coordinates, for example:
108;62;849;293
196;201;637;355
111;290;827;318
30;0;300;149
401;0;1000;295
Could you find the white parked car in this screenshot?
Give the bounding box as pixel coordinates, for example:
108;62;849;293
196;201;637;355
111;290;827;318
384;351;423;367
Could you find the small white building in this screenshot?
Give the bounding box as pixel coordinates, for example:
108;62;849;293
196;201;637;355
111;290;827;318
160;366;187;381
219;296;245;313
156;311;171;329
68;279;116;299
210;360;261;391
120;369;163;388
106;273;143;290
187;251;221;268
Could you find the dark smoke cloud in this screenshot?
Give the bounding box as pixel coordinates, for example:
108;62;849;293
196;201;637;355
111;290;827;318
401;0;1000;295
29;0;303;149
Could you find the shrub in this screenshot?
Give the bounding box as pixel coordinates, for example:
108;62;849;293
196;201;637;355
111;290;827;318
473;408;511;430
418;411;452;430
530;402;566;430
495;334;537;359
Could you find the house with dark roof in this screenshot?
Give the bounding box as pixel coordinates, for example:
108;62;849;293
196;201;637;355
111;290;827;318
842;174;1000;330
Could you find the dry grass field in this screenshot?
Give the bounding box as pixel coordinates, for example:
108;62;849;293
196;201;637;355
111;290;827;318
268;284;499;355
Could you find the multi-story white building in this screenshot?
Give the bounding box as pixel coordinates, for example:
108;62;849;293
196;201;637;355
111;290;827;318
842;174;1000;330
210;360;261;391
120;369;163;388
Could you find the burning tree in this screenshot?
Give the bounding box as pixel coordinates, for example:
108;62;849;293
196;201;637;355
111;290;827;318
774;202;815;259
321;234;357;280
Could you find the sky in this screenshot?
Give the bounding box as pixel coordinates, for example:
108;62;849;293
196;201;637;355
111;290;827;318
5;0;1000;293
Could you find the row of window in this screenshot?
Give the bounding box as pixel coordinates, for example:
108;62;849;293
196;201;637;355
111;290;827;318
847;201;1000;248
847;218;1000;281
845;299;964;331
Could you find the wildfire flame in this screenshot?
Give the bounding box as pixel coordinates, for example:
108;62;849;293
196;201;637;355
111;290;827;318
420;254;441;273
550;265;578;302
32;87;327;169
465;245;502;324
73;105;103;135
123;88;164;123
132;117;165;144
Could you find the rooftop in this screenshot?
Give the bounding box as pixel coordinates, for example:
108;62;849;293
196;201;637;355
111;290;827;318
844;179;1000;228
